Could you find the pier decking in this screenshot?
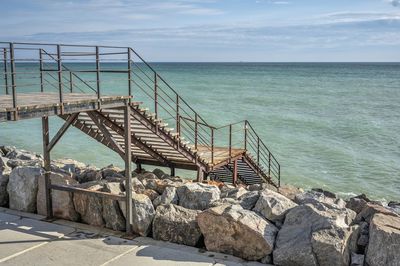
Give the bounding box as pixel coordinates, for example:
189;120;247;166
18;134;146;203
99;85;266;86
0;42;280;233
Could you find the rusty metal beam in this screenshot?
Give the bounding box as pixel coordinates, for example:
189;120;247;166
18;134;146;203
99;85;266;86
42;116;53;219
48;113;79;152
87;111;125;159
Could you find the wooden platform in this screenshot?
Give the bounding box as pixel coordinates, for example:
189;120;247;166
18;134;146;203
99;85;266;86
0;92;131;122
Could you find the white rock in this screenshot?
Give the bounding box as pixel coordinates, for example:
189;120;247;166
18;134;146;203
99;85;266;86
253;189;297;222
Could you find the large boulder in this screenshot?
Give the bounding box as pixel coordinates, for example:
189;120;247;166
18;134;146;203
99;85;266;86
99;164;124;179
101;182;126;231
143;178;170;194
177;183;220;210
197;204;278;261
153;168;171;179
119;192;155;236
238;191;260;210
153;186;178;208
153;204;202;246
273;204;357;266
7;166;43;212
366;213;400;266
51;158;87;176
355;203;398;223
253;189;297;222
0;156;11;206
6;149;43;168
37;172;79;221
220;186;248;200
142;189;159;201
75;166;102;183
73;181;105;227
346;194;370;214
295;190;346;210
278;184;304;201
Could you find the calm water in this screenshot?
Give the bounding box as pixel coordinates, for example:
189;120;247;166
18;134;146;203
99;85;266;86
0;63;399;201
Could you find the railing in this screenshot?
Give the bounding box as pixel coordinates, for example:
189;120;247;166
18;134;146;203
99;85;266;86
0;41;280;186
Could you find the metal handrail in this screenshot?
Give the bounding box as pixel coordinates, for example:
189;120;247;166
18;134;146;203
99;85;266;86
0;41;280;186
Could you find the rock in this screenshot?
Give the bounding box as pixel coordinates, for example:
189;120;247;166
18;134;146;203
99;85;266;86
99;164;124;179
177;183;220;210
0;146;15;156
278;184;304;201
247;184;262;191
101;182;126;231
295;190;346;210
0;155;11;173
197;204;278;261
6;149;43;168
311;225;359;266
153;187;178;208
37;172;79;221
75;166;102;183
142;189;159;201
253;189;297;222
208;197;240;208
0;172;9;207
7;166;43;212
388;201;400;215
119;192;155;236
221;186;248;200
346;195;370;214
260;255;272;264
137;172;157;182
73;181;105;227
153;204;202;246
51;158;87;175
143;178;170;194
351;253;364;266
273;204;357;266
355;203;398;223
122;178;146;194
153;168;171;179
238;191;260;210
366;213;400;266
311;188;337;198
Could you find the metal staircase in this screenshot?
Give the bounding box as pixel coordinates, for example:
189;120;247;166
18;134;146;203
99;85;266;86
0;42;281;187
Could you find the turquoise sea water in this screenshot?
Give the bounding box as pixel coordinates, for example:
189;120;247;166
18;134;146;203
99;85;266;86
1;63;399;201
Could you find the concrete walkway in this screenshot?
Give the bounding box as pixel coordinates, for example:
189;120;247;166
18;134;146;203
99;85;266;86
0;208;264;266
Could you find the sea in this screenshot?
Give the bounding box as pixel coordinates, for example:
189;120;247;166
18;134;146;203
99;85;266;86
1;62;399;201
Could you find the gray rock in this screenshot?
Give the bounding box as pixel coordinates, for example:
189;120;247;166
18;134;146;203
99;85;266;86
153;168;171;179
388;201;400;215
366;213;400;266
346;195;370;214
278;184;304;201
7;166;43;212
75;166;102;183
37;172;79;221
247;184;262;191
355;203;399;223
153;186;178;208
5;149;43;168
153;204;202;246
101;182;126;231
260;255;272;264
351;253;365;266
197;204;278;261
143;178;170;194
0;172;9;207
273;204;357;266
238;191;260;210
137;172;157;182
208;197;240;208
99;164;124;179
295;190;346;210
73;181;105;227
142;189;159;201
253;189;297;222
119;192;155;236
51;158;87;176
220;186;248;199
177;183;220;210
311;188;337;198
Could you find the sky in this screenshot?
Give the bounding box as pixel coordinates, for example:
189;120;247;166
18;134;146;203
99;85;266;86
1;0;400;62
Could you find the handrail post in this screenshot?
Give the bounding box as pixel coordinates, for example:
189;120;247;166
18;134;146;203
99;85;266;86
9;43;17;119
127;48;132;101
154;72;158;119
95;46;101;107
257;137;260;165
211;127;214;165
194;113;198;151
244;121;248;150
3;48;9;95
39;49;44;92
56;45;63;111
268;153;271;177
69;71;73;92
229;124;232;161
278;164;281;187
176;95;180;135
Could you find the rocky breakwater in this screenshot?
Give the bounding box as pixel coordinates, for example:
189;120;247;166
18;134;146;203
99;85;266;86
1;145;400;266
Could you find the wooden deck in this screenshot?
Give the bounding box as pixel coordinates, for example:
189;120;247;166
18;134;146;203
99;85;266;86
0;92;131;122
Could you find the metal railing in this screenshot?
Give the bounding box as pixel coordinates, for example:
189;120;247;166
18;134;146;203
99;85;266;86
0;41;280;186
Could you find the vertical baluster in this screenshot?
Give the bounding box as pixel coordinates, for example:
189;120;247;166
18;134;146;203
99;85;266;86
127;48;132;101
39;49;44;92
278;164;281;187
56;45;63;111
257;137;260;167
244;121;248;150
9;43;17;119
95;46;100;107
194;113;198;151
69;71;73;92
268;153;271;177
211;127;214;165
229;124;232;161
154;72;158;119
176;94;180;135
3;48;9;95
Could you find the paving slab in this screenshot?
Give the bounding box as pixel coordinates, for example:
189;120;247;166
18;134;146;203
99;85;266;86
0;212;21;223
0;217;75;263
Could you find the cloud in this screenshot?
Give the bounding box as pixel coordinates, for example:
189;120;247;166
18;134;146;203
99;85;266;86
388;0;400;7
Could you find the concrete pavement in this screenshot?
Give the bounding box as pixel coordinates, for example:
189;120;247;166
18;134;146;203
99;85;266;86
0;208;265;266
